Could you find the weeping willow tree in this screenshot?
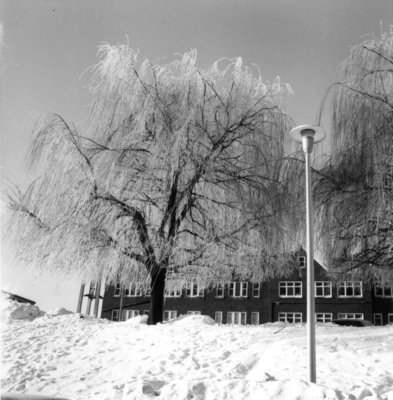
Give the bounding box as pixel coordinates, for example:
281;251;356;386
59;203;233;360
6;45;301;324
316;31;393;282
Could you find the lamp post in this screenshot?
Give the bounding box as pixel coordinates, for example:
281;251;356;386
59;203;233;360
290;124;326;383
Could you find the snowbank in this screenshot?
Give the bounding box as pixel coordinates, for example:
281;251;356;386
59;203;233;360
0;292;75;322
1;296;393;400
46;307;73;317
122;314;148;326
0;293;45;321
167;313;215;326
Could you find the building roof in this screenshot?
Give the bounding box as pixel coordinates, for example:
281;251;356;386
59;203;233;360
1;290;36;305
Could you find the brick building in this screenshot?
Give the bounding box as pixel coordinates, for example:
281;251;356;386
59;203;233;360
101;257;393;325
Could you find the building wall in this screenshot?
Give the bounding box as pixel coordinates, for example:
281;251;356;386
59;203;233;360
165;288;264;325
259;262;373;323
101;261;390;325
371;286;393;325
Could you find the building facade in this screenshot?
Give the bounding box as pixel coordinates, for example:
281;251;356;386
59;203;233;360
101;258;393;325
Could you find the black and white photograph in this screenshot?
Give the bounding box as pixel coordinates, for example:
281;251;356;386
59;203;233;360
1;1;392;399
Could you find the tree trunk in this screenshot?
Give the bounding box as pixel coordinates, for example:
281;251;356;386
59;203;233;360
148;266;167;325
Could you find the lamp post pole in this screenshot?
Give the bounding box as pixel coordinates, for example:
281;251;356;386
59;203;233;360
304;132;316;383
290;125;326;384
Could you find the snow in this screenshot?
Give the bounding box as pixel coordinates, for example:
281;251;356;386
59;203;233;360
1;296;393;400
46;308;74;317
0;296;45;322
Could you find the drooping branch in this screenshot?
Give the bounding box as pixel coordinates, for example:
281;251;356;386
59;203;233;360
5;44;298;324
93;193;157;271
315;31;393;281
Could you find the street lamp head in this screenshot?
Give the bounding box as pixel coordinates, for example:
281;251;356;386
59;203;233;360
290;124;326;153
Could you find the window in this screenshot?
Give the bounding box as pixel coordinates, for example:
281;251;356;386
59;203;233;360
229;282;248;298
278;312;302;323
251;312;259;325
122;282;150;297
337;281;363;298
163;310;177;322
187;311;201;315
111;309;119;322
125;282;144;297
164;270;180;297
252;283;260;298
388;314;393;325
315;282;332;298
227;311;247;325
165;288;182;297
374;284;393;298
114;282;121;297
215;284;224;298
143;310;149;315
299;256;306;269
279;282;302;298
373;313;383;326
315;313;332;323
215;311;223;324
186;281;204;298
123;309;140;320
337;313;364;320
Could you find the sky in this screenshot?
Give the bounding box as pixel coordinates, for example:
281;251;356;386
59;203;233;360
1;0;392;312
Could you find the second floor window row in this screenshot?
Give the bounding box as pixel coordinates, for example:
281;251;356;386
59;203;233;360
186;282;204;298
374;284;392;298
216;282;260;298
229;282;248;298
279;281;364;298
113;282;151;297
114;280;366;298
279;281;302;298
315;281;332;298
337;281;363;298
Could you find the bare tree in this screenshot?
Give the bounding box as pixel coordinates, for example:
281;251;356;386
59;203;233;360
315;31;393;282
6;45;300;324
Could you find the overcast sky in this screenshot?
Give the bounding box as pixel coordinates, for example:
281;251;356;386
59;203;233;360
1;0;392;312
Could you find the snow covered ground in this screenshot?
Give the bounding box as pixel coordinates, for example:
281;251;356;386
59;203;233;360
1;295;393;400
